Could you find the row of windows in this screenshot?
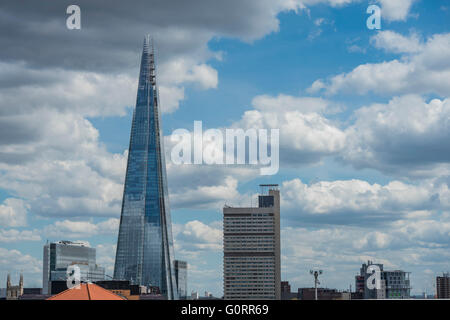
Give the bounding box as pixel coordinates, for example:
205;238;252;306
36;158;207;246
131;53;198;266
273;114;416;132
225;264;274;267
225;265;274;269
225;248;275;251
225;285;275;288
225;280;274;283
225;241;274;244
225;236;274;240
224;217;273;221
225;269;274;273
225;262;275;266
224;219;274;224
225;281;274;284
225;242;274;246
225;257;274;261
224;228;274;233
225;275;275;279
225;272;274;276
224;223;274;227
225;246;274;250
224;213;273;217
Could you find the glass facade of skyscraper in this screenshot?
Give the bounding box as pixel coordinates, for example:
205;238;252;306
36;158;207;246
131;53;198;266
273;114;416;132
113;37;177;300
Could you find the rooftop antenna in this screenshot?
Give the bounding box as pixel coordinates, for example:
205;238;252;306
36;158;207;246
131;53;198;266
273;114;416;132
310;269;323;300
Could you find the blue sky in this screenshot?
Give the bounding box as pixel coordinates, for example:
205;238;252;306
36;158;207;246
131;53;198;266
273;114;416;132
0;0;449;297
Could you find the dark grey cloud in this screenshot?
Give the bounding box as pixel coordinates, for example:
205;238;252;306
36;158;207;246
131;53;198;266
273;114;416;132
0;0;287;73
0;116;41;145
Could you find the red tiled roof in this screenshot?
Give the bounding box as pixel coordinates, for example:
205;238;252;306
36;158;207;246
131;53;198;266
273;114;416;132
47;283;126;300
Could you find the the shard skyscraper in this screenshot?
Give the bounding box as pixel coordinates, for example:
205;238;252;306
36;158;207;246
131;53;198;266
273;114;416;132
114;37;178;300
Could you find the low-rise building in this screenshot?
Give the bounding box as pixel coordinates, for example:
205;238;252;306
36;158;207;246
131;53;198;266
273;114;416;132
281;281;297;300
298;288;350;300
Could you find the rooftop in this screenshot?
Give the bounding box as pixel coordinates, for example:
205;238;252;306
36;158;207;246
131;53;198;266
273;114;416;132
46;283;125;300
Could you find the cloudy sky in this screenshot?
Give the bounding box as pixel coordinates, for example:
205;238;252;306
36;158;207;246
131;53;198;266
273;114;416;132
0;0;449;296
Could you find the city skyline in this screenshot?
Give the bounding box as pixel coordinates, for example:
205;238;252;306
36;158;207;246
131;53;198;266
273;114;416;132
0;0;449;298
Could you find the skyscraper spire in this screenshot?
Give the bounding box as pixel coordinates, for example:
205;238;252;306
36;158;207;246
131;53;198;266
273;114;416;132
113;37;178;299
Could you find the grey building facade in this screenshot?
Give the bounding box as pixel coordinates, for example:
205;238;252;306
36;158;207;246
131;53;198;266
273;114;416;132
43;240;105;294
223;185;281;300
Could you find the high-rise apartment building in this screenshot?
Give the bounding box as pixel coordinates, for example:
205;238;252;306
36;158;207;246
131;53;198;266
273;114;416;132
113;37;178;299
42;240;105;294
436;273;450;299
223;184;281;299
174;260;187;299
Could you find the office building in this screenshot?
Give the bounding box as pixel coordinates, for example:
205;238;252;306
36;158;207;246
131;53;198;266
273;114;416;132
383;270;411;299
436;273;450;299
223;184;281;299
175;260;187;299
43;240;105;294
113;37;177;300
357;261;410;299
